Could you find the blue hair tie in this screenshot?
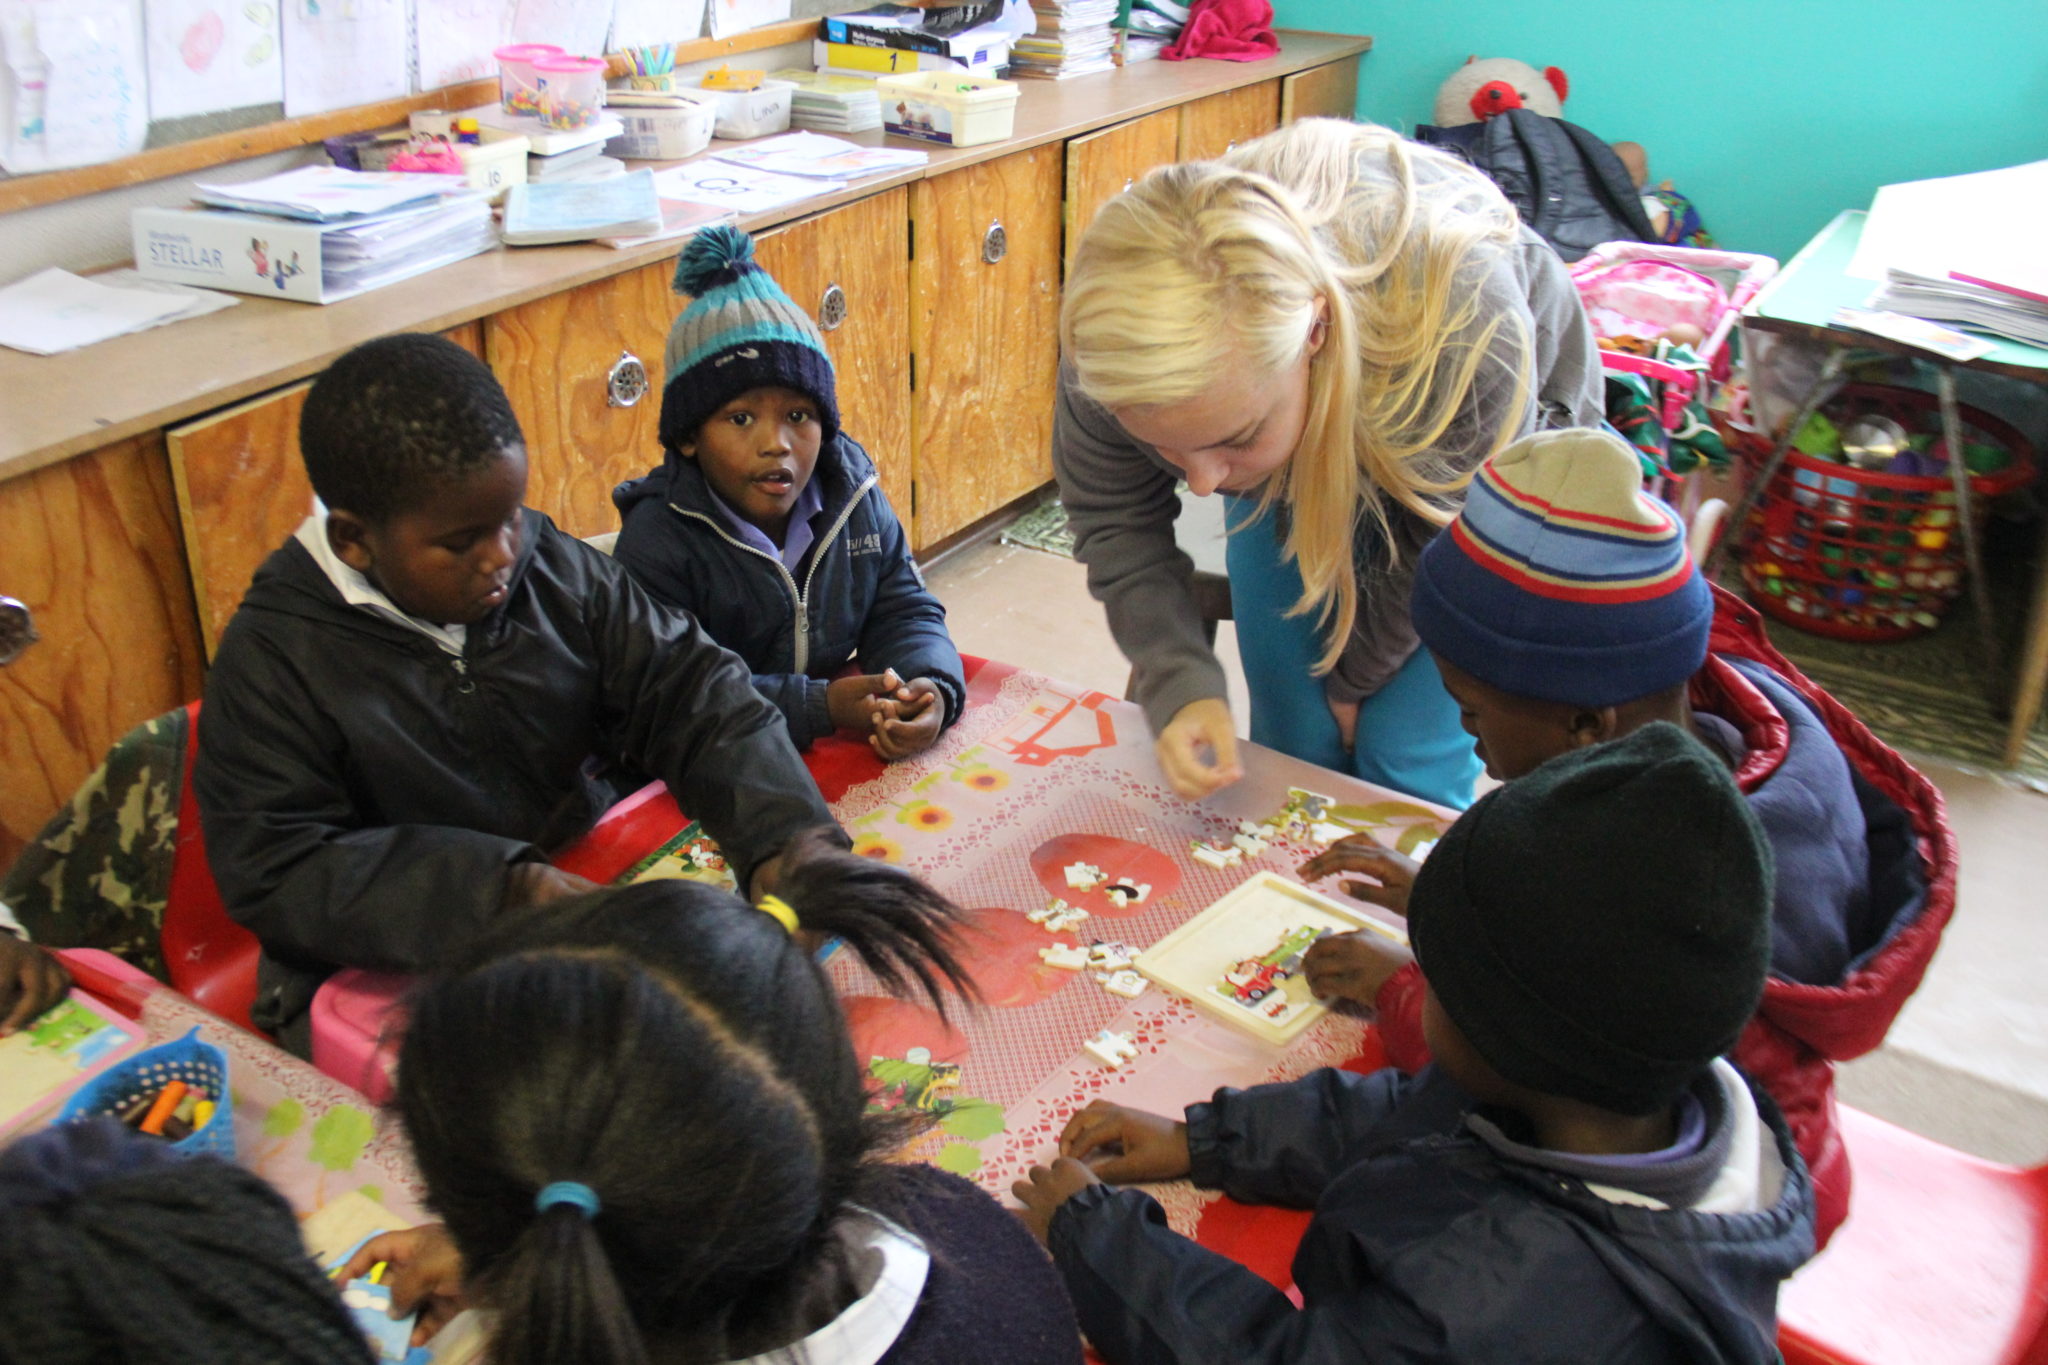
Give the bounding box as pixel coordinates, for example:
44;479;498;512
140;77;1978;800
534;1181;601;1219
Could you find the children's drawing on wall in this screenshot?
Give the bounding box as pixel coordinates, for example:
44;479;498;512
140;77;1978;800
144;0;283;121
281;0;405;116
0;0;149;172
708;0;792;40
415;0;515;91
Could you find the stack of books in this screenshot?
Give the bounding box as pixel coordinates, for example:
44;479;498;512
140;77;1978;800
1012;0;1118;79
816;4;1015;80
1871;267;2048;349
131;167;496;304
525;141;625;185
774;69;884;132
1116;0;1185;63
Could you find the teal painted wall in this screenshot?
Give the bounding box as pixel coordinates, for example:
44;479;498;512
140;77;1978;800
1272;1;2048;264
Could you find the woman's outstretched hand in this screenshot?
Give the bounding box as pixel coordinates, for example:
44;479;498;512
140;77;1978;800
1156;697;1242;799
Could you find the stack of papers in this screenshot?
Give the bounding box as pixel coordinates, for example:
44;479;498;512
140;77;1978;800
0;268;238;356
1118;0;1186;56
713;132;927;180
1848;160;2048;350
1012;0;1120;79
501;170;664;246
774;69;886;132
194;167;461;222
324;196;497;291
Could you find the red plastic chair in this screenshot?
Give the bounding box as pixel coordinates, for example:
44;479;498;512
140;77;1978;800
159;702;264;1033
1777;1103;2048;1365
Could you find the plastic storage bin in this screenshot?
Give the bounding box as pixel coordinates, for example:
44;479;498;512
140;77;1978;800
58;1027;234;1160
535;55;608;131
1735;384;2036;641
876;71;1019;147
494;43;564;118
692;78;796;140
606;98;716;160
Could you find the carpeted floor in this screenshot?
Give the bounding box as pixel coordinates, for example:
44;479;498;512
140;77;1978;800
989;500;2048;786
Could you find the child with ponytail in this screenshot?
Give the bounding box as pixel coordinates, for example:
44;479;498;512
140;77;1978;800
343;829;1084;1365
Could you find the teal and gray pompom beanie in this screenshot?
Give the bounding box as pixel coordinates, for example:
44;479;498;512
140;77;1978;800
659;224;839;454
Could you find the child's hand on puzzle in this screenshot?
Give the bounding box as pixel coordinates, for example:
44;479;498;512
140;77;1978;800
870;675;944;761
340;1223;469;1349
1298;835;1420;915
1014;1100;1192;1241
0;933;70;1037
501;862;601;912
1302;931;1415;1011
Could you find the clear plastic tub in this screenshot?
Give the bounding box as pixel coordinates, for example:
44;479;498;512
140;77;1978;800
606;98;717;160
876;71;1019;147
494;43;564;118
535;55;608;131
692;78;796;140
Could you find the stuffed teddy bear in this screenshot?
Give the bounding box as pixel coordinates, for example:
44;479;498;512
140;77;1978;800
1431;56;1567;127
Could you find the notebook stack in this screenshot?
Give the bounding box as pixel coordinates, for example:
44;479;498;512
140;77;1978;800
774;69;884;132
131;167;496;304
1116;0;1185;62
1011;0;1118;79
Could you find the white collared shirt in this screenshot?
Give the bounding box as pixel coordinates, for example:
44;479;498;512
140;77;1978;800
293;512;468;658
726;1207;931;1365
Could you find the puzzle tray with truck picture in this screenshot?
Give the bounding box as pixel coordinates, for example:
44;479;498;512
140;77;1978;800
1134;871;1406;1046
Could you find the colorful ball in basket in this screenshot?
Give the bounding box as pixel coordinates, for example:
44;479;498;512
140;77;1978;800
494;43;564;118
535;55;608;131
57;1026;234;1161
1735;384;2035;642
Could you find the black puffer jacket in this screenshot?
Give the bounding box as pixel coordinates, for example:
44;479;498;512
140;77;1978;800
196;509;838;1030
1420;110;1657;261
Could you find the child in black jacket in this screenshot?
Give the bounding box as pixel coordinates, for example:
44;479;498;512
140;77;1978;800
1014;725;1817;1365
194;333;840;1038
613;226;964;759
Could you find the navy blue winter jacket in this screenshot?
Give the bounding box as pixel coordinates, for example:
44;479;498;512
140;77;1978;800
613;433;964;751
1049;1065;1815;1365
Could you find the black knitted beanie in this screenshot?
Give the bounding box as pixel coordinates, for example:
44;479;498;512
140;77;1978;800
1407;722;1774;1116
0;1119;375;1365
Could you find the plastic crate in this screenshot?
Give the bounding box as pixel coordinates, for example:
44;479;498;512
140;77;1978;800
58;1026;234;1161
1736;384;2035;641
692;78;795;140
876;71;1019;147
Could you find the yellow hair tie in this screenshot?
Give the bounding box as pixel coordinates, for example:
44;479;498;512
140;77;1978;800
756;894;800;936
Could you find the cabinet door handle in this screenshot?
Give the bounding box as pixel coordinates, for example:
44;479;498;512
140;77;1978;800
819;282;848;332
607;350;649;408
0;596;37;666
982;219;1007;265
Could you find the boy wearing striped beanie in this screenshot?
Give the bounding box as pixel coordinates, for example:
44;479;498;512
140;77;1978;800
613;226;963;759
1300;426;1952;1249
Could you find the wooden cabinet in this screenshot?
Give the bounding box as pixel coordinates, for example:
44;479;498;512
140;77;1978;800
486;267;676;539
164;322;486;658
910;145;1064;549
1063;108;1182;272
0;434;205;868
1177;82;1281;161
1282;60;1359;124
754;188;914;531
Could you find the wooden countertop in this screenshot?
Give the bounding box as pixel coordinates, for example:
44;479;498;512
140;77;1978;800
0;32;1368;482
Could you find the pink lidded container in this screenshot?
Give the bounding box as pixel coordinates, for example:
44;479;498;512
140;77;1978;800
534;55;608;131
494;43;565;117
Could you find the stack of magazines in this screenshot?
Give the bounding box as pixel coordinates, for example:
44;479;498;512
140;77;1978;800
1012;0;1118;79
775;69;885;132
1872;265;2048;349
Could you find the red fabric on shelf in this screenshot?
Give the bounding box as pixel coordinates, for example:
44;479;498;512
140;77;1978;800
1161;0;1278;62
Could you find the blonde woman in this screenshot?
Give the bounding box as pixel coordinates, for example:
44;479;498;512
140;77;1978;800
1054;119;1602;808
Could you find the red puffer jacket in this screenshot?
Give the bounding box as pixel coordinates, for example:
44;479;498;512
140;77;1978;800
1373;585;1957;1249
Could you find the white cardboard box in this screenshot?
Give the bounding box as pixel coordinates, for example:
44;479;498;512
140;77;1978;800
131;204;488;305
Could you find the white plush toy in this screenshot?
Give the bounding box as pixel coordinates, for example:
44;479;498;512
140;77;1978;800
1431;56;1568;128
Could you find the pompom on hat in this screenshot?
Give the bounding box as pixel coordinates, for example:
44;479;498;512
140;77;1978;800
658;224;839;455
1410;426;1712;706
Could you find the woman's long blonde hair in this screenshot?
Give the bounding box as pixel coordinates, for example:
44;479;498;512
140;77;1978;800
1061;118;1531;672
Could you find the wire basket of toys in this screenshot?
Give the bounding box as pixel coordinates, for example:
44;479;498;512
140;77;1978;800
56;1026;234;1160
1732;383;2035;642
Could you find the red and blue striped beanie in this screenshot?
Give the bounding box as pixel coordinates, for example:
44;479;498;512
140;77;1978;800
1410;427;1710;706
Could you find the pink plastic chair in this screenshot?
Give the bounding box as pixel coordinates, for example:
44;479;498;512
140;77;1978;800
1777;1104;2048;1365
